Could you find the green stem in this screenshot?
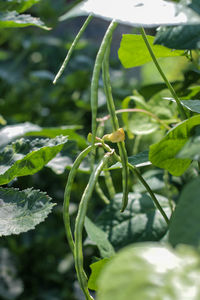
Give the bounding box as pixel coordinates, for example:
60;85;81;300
129;164;170;225
63;144;100;254
101;141;169;225
104;168;116;199
95;181;110;204
102;39;129;212
53;15;93;84
140;27;187;121
90;20;118;150
74;151;114;300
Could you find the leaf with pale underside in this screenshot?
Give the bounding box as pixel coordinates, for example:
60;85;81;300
0;187;55;236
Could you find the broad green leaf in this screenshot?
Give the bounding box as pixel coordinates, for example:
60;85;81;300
0;0;40;13
0;11;49;29
0;122;40;148
84;217;115;258
169;177;200;247
118;35;184;68
149;115;200;176
155;25;200;50
60;0;200;27
0;136;68;185
0;187;55;236
177;126;200;160
96;193;170;250
25;125;87;148
88;259;110;291
181;100;200;113
108;150;151;170
97;243;200;300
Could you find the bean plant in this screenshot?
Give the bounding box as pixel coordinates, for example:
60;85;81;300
1;0;200;299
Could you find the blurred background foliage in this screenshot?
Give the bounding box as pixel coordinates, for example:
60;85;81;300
0;0;200;299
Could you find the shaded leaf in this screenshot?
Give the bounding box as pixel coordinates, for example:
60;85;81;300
0;136;68;185
108;150;151;170
0;0;40;13
0;187;55;236
97;243;200;300
149;115;200;176
84;217;115;258
118;34;183;68
88;259;110;291
96;193;170;250
155;24;200;50
169;177;200;247
60;0;200;27
180;99;200;113
0;11;49;29
177;126;200;160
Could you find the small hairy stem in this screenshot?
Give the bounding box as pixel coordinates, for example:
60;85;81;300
97;108;171;130
63;144;100;254
102;40;129;212
129;164;170;225
74;151;114;300
53;15;93;84
90;20;118;152
140;27;187;121
95;181;110;204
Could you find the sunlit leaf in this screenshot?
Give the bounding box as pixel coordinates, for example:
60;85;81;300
97;243;200;300
0;187;55;236
0;136;68;185
0;0;40;13
88;259;110;291
60;0;200;27
118;35;184;68
0;11;49;29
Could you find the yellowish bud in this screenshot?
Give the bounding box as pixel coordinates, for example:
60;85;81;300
103;128;125;143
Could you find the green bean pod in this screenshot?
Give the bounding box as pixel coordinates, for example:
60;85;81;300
63;144;100;254
74;151;114;300
102;41;129;212
53;15;93;84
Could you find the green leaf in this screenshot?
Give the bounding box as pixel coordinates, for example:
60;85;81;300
149;115;200;176
0;11;49;29
108;151;151;170
0;187;55;236
96;193;170;250
97;243;200;300
0;0;40;13
0;136;68;185
155;25;200;50
88;259;110;291
169;177;200;247
118;34;184;68
84;217;115;258
181;100;200;113
177;126;200;160
60;0;200;27
0;122;40;148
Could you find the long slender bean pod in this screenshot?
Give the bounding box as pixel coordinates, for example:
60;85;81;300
101;141;169;225
53;15;93;84
102;40;129;212
95;181;110;204
90;20;118;150
140;27;187;120
74;151;114;300
63;144;100;254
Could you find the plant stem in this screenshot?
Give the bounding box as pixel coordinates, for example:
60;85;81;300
101;141;169;225
95;181;110;204
97;108;171;130
102;40;129;212
104;168;116;199
53;15;93;84
140;27;187;121
63;144;100;254
74;151;114;300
